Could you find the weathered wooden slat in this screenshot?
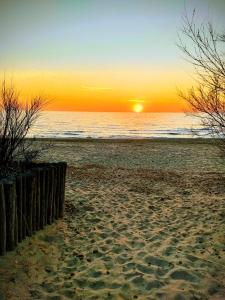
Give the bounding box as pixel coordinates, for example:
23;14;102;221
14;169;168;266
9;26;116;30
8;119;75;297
59;163;67;218
16;176;23;243
14;200;18;246
39;168;46;229
32;173;37;233
51;166;56;222
45;168;50;224
21;175;27;238
47;167;54;225
4;180;16;251
55;164;60;219
35;168;41;231
26;174;34;237
0;183;6;255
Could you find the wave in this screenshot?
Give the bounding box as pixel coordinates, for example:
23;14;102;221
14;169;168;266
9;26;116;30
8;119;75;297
28;112;209;139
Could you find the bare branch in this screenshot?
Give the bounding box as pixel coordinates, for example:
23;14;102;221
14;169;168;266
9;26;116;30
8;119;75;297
0;81;47;165
178;10;225;150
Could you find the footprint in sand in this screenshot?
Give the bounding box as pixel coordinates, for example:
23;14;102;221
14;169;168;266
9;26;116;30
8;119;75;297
115;254;130;264
89;280;106;290
136;264;154;275
131;276;149;289
162;246;176;256
111;244;124;254
110;282;122;289
74;278;88;288
89;270;103;278
136;251;147;259
145;280;164;291
144;255;172;268
169;269;199;282
123;262;136;272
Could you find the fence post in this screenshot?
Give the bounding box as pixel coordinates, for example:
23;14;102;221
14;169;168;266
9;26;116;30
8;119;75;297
59;162;67;218
21;175;27;239
26;173;34;237
48;167;54;225
16;176;23;243
4;180;16;251
40;168;46;229
52;164;57;222
45;168;49;225
35;168;41;231
0;183;6;255
32;173;37;233
55;164;60;219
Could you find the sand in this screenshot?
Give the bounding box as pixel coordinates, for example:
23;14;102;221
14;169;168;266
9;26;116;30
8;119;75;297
0;138;225;299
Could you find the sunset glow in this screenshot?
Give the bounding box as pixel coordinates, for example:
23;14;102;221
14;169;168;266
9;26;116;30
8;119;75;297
0;69;191;112
133;103;143;113
0;1;224;112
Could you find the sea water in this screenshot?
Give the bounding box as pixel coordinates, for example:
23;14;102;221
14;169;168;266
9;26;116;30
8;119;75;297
29;111;207;139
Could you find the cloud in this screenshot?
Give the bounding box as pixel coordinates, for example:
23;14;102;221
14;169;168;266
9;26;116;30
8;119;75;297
128;98;145;103
82;85;114;91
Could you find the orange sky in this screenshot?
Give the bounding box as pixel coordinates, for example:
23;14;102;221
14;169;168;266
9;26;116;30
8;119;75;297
1;1;224;112
1;68;192;112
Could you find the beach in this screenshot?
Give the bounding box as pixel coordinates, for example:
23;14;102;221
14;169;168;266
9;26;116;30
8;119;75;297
0;138;225;299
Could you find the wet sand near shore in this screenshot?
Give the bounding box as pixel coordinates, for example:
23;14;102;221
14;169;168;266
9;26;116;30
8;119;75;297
1;139;225;299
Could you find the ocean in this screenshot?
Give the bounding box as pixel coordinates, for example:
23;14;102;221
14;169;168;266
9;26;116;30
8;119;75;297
29;111;207;139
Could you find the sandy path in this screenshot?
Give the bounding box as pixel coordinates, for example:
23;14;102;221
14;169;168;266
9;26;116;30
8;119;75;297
1;139;225;299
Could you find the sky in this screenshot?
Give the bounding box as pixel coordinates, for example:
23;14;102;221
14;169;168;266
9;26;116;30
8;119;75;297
0;0;224;112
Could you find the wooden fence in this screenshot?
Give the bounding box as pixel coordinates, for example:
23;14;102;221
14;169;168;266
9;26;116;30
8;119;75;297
0;162;67;256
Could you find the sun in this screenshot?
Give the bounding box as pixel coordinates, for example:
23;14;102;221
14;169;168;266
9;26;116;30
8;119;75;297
133;103;143;113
